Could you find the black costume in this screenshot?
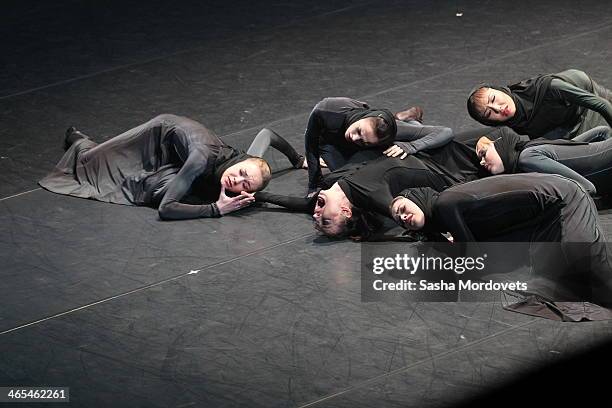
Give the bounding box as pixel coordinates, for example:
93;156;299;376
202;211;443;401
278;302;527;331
259;139;485;218
398;173;612;321
343;139;489;216
487;126;612;196
40;114;303;220
304;97;453;192
468;69;612;139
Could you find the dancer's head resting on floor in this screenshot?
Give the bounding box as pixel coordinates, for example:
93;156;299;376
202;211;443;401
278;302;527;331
311;183;376;239
220;157;272;193
467;85;517;126
475;136;505;174
391;194;426;231
344;109;397;148
390;188;440;233
312;183;355;236
475;129;528;175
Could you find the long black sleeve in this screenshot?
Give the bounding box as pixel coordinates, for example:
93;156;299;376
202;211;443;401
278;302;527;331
304;108;325;192
157;148;220;220
550;78;612;127
254;191;317;213
304;97;370;192
394;122;454;154
432;191;477;242
246;128;304;168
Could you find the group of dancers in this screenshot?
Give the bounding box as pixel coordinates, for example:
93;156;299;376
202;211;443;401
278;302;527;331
40;69;612;320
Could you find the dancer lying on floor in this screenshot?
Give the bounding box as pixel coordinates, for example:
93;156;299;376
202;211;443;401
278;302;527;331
467;69;612;140
304;97;455;193
475;125;612;197
40;114;305;220
390;173;612;321
258;135;487;237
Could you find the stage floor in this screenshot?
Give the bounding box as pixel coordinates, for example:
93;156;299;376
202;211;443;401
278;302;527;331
1;1;612;406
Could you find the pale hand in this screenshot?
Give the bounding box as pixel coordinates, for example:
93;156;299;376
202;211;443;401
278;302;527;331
216;186;255;215
383;144;408;159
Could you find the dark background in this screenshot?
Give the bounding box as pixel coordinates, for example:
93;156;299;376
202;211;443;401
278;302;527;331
1;1;611;407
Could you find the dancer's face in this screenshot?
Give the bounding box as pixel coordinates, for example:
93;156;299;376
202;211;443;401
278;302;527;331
473;88;516;123
221;160;264;193
345;117;380;147
476;141;505;174
312;186;352;236
390;197;425;230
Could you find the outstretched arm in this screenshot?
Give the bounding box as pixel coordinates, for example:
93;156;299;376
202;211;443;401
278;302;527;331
385;121;453;158
551;78;612;127
395;121;454;152
247;128;304;168
254;191;317;213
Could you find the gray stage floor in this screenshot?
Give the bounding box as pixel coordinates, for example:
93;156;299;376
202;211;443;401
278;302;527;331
1;1;612;406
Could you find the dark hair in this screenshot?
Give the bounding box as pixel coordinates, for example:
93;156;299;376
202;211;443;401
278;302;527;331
346;207;383;241
374;116;396;147
467;85;515;126
467;86;492;124
315;203;382;240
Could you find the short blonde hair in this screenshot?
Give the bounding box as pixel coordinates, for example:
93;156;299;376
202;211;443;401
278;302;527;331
248;157;272;191
476;136;495;155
